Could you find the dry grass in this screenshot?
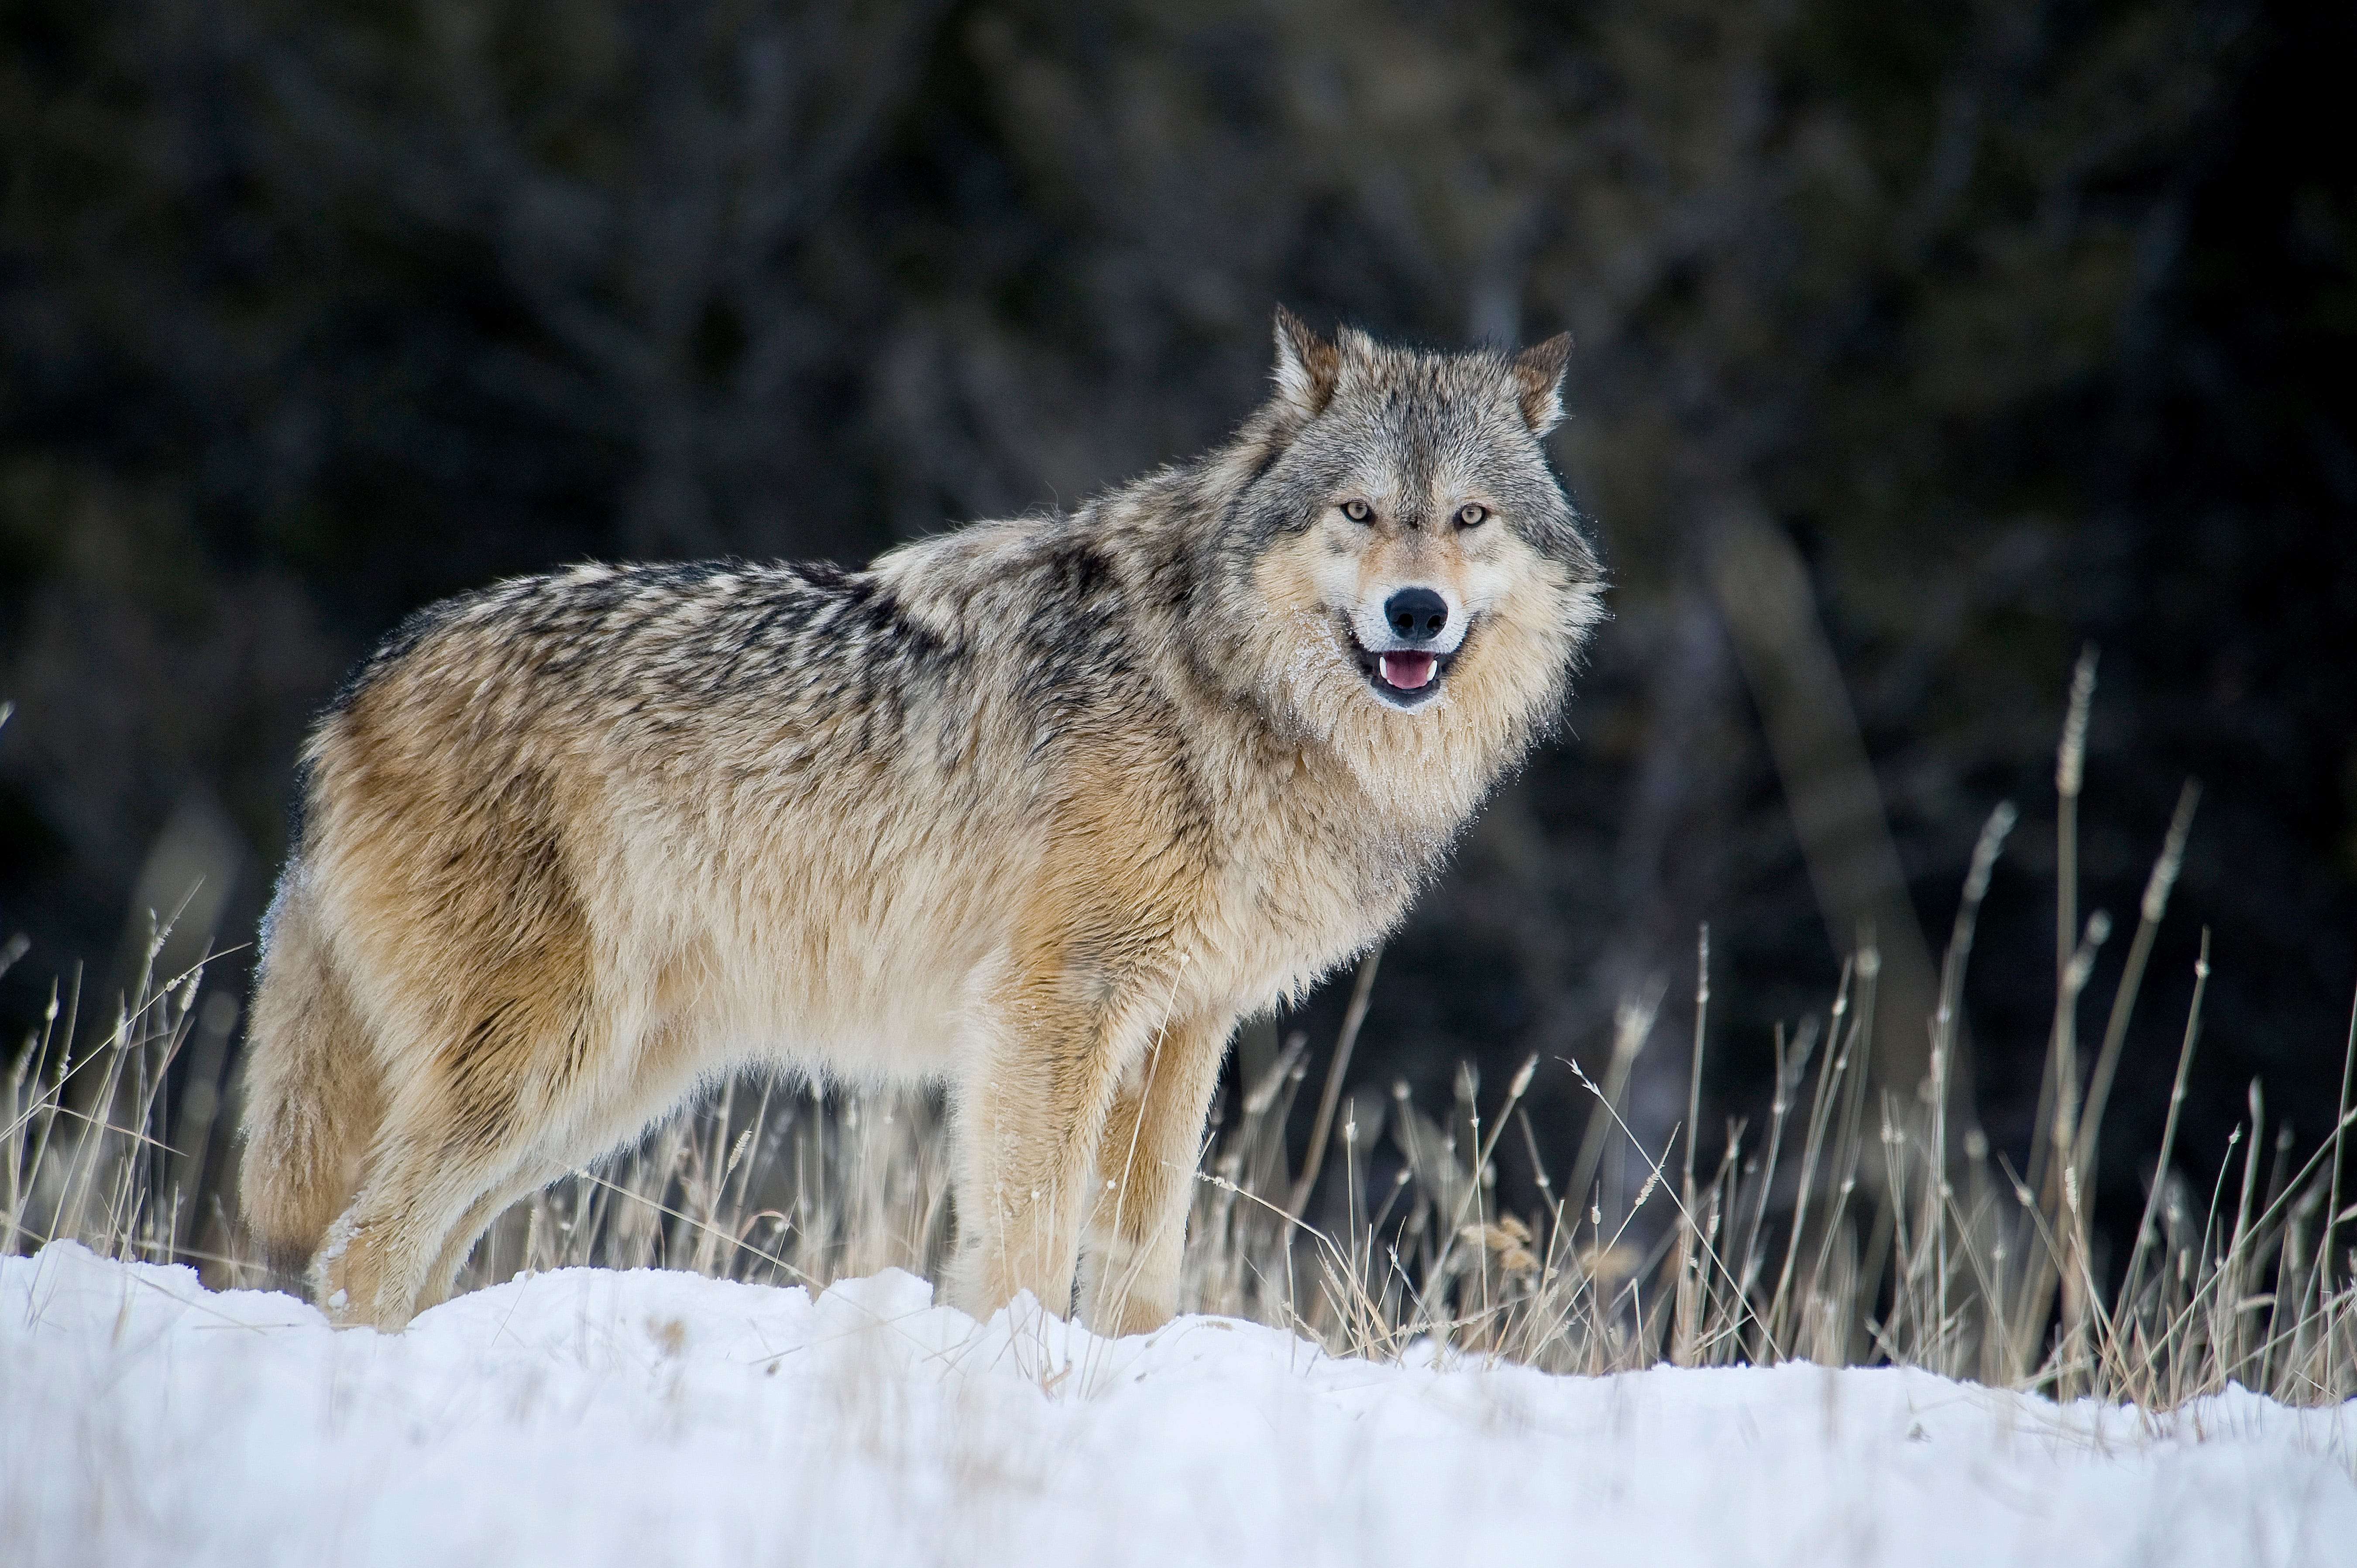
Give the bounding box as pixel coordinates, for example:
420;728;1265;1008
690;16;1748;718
7;670;2355;1408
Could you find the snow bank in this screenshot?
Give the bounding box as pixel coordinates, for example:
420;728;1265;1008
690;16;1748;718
4;1242;2351;1566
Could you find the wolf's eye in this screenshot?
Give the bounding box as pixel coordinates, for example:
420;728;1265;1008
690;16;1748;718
1341;499;1372;523
1456;503;1490;528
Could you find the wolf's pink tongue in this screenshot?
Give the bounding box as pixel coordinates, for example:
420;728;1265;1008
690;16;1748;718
1380;652;1437;690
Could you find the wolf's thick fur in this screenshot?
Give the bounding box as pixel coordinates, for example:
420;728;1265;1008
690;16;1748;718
239;314;1605;1331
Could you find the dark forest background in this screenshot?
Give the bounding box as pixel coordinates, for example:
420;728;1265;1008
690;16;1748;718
3;0;2352;1256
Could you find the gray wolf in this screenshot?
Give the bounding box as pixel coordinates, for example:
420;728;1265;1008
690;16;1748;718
237;311;1605;1332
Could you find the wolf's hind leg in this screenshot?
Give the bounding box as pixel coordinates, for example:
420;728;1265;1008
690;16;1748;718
411;1151;574;1314
315;1120;528;1330
407;1018;716;1314
1079;1013;1230;1338
316;981;606;1328
408;1040;708;1309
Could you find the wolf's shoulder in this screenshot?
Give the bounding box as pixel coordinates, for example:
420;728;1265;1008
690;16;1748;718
868;512;1088;590
867;511;1141;642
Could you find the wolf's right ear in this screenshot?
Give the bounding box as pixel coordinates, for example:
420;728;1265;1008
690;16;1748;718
1510;333;1574;436
1271;306;1341;419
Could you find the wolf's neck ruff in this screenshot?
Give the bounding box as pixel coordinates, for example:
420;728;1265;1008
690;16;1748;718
240;312;1602;1336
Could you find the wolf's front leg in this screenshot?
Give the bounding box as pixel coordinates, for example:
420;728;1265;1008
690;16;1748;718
945;974;1143;1323
1078;1012;1230;1338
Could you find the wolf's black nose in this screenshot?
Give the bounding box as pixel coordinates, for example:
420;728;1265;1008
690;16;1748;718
1385;588;1450;643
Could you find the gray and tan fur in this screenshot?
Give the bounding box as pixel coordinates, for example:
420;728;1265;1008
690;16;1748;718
238;312;1605;1333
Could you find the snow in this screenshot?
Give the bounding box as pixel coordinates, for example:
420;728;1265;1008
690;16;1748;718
5;1242;2353;1567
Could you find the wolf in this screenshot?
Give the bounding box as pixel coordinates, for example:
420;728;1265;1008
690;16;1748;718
237;311;1605;1333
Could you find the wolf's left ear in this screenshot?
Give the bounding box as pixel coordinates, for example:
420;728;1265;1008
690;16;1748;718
1272;306;1341;419
1510;333;1574;436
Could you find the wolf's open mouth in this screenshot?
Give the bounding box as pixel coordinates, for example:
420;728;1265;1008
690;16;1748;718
1348;631;1457;707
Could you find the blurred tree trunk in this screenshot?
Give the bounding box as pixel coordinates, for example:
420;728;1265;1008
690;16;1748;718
1589;576;1746;1221
1709;504;1956;1125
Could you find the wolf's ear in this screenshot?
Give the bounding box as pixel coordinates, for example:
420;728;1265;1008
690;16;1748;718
1510;333;1574;436
1272;306;1341;419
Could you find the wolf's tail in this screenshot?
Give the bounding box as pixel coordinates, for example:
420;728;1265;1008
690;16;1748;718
237;866;384;1281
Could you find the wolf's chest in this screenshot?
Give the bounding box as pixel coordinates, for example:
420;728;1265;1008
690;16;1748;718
1182;796;1435;1013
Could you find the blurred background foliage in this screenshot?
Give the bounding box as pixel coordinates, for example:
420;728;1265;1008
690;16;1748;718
2;0;2352;1254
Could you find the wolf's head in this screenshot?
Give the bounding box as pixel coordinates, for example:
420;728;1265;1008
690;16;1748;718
1186;311;1604;808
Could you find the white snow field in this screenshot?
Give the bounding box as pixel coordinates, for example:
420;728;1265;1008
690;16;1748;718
5;1242;2353;1568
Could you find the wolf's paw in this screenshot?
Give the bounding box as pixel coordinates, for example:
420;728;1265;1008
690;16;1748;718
310;1210;415;1331
1084;1290;1175;1340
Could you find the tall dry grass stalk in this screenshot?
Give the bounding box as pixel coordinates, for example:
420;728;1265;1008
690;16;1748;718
7;672;2354;1407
